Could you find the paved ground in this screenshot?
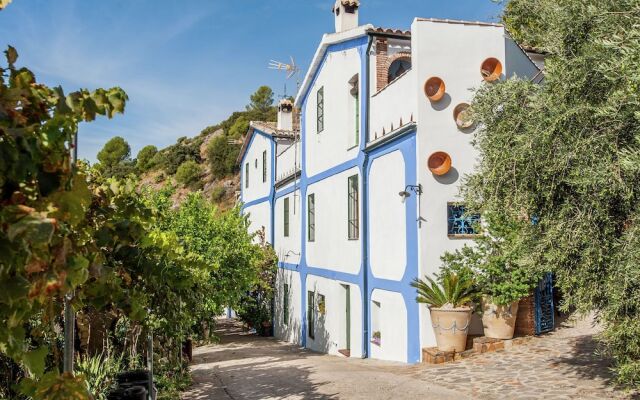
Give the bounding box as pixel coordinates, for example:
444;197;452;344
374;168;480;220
182;317;638;400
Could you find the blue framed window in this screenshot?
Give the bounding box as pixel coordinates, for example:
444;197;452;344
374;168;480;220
447;203;480;236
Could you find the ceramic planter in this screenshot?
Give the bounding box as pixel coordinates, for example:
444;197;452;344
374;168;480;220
481;297;519;339
430;307;472;352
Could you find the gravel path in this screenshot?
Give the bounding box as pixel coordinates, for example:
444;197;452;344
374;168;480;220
182;317;637;400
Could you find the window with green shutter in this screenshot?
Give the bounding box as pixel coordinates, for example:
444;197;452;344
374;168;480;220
348;175;359;240
245;162;249;188
308;194;315;242
317;87;324;133
262;150;267;183
284;197;290;237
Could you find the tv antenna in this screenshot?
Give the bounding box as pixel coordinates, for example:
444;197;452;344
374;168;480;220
268;56;301;98
269;56;300;79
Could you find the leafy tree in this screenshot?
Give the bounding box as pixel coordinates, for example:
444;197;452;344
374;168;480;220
247;86;274;114
175;160;202;189
461;0;640;385
97;136;130;168
136;145;158;172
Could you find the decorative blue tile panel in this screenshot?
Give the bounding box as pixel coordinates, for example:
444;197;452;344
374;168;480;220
447;204;480;236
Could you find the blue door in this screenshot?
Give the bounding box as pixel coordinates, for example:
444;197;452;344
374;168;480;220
534;273;555;334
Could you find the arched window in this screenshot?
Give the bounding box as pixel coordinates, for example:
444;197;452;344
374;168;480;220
387;58;411;83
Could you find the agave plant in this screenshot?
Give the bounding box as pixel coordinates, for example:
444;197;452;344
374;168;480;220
411;271;477;308
75;352;123;400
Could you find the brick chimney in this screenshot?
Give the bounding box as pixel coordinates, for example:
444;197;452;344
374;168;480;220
277;99;294;131
333;0;360;33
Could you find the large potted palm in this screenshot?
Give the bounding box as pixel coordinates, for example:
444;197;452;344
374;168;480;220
440;212;540;340
411;272;477;352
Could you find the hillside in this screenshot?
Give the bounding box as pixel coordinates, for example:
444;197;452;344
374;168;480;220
138;127;240;210
95;86;278;210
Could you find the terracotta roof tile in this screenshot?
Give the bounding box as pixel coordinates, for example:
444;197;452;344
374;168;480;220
368;27;412;37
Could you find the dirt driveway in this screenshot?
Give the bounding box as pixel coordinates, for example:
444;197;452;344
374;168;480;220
182;318;635;400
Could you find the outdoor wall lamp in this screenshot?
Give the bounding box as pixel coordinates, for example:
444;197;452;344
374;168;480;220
399;184;425;227
399;184;422;203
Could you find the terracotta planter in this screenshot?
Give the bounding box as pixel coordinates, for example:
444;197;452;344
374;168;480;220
424;77;446;102
481;57;503;82
428;151;452;176
481;297;519;339
430;307;472;352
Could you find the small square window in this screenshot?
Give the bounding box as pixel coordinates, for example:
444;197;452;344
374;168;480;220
447;203;480;237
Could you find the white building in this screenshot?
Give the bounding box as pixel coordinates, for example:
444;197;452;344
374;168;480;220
238;0;542;363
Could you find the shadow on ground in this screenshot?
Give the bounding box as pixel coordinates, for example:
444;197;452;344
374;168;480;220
184;319;337;400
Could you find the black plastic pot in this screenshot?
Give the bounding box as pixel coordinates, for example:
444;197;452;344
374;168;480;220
116;370;149;384
125;386;147;400
107;386;147;400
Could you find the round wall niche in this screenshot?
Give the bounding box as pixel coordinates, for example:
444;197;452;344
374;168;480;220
481;58;503;82
428;151;452;176
453;103;474;129
424;77;446;102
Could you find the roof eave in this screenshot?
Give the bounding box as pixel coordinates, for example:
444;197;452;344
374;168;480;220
294;24;374;108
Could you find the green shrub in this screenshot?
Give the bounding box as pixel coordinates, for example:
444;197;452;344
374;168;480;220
175;160;202;188
210;186;226;202
155;138;202;175
206;135;239;180
439;213;539;306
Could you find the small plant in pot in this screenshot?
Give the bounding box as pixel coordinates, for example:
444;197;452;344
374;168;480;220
411;271;477;352
441;212;540;340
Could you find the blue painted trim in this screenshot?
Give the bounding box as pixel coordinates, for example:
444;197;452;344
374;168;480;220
269;35;421;363
364;131;421;363
298;36;369;107
240;127;277;247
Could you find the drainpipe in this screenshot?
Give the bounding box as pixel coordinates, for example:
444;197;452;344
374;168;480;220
361;34;374;359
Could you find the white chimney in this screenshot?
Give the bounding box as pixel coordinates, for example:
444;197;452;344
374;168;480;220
333;0;360;33
277;99;294;131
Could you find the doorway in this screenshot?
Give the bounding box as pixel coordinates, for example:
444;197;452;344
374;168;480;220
339;284;351;357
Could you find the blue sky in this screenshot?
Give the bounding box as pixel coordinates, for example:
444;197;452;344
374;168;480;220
0;0;504;162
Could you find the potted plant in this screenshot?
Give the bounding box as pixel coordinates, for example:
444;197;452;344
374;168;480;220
411;272;477;352
371;331;381;346
441;212;540;339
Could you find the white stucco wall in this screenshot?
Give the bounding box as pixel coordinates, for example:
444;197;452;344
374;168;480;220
274;268;303;345
276;141;301;182
369;289;408;362
305;167;361;274
304;47;361;178
411;19;540;349
242;133;272;204
243;201;272;243
369;70;416;142
305;274;363;358
369;150;407;281
274;191;301;265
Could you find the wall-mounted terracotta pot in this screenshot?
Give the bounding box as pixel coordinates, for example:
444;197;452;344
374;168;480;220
453;103;474;129
428;151;452;176
424;77;446;102
481;58;503;82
